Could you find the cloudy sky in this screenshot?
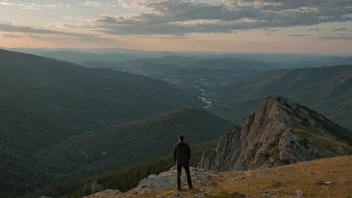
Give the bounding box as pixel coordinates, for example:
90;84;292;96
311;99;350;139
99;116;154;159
1;0;352;54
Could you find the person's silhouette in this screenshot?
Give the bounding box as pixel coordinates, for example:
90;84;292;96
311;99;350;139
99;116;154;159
173;134;193;190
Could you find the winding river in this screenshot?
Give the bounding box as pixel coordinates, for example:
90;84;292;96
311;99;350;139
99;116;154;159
197;88;212;109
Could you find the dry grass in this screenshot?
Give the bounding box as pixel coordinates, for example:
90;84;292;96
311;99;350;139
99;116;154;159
89;156;352;198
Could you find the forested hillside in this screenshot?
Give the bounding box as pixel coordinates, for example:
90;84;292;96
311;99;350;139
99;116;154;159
0;49;200;153
33;108;233;182
0;49;205;197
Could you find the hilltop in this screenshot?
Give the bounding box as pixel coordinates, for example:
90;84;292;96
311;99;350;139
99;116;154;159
87;156;352;198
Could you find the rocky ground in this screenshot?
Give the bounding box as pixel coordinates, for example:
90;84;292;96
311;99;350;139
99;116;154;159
88;156;352;198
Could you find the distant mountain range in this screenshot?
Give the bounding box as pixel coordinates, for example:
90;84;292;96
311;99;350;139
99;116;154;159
207;65;352;130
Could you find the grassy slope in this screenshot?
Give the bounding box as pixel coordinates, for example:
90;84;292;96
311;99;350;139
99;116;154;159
98;156;352;198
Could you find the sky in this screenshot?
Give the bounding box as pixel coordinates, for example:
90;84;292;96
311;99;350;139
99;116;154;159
0;0;352;54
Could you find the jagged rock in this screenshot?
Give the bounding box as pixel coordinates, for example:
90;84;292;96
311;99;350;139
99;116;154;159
199;149;216;170
199;96;352;172
137;166;212;194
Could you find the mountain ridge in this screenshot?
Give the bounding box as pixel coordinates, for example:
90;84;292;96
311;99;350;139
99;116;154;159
199;96;351;172
207;65;352;130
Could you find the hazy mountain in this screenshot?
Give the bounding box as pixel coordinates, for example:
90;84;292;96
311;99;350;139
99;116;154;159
207;65;352;130
119;56;271;71
5;48;175;63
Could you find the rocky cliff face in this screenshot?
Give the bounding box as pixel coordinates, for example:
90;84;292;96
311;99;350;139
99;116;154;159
199;96;352;171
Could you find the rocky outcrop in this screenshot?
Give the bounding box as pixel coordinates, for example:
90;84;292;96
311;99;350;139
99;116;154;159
137;166;212;194
93;189;121;196
199;96;352;171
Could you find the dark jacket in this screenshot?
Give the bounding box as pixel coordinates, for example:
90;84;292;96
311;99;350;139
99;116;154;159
173;141;191;165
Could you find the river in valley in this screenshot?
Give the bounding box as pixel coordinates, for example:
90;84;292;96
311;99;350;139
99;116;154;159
196;87;212;109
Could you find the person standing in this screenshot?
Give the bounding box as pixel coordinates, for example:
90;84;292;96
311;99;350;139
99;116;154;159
173;134;193;191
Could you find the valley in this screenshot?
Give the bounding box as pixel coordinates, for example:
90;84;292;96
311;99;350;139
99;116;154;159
2;1;352;197
0;49;351;198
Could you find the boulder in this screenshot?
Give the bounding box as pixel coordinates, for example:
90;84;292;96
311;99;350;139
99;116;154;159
137;166;212;194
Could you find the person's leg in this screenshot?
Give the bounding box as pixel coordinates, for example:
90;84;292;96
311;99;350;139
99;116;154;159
177;164;182;190
184;164;193;189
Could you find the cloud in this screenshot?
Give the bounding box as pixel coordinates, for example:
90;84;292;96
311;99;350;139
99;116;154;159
79;0;352;35
140;35;186;39
55;22;97;29
78;1;102;7
287;34;312;37
0;22;120;44
16;2;71;10
0;22;87;37
263;28;280;32
0;0;13;6
307;28;320;31
1;33;23;38
332;28;349;32
320;36;352;40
